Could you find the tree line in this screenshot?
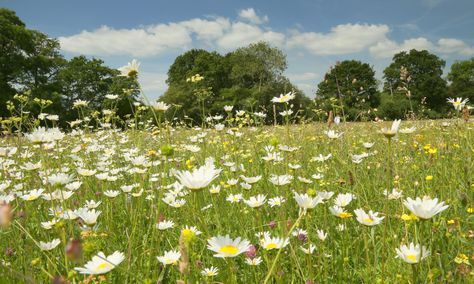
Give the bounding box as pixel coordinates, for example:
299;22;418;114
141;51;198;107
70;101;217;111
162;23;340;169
2;7;474;128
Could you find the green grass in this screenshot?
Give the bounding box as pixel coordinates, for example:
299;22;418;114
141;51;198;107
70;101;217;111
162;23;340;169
0;119;473;283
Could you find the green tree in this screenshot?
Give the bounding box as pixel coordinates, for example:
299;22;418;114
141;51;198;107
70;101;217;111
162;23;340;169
56;56;139;123
447;58;474;102
0;8;63;116
383;49;448;117
316;60;379;121
227;41;287;90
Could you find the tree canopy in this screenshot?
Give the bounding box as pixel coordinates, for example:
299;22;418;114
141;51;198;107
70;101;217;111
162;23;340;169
383;49;448;116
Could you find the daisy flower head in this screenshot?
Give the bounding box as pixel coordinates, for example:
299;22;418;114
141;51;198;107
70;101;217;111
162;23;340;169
157;250;181;265
181;226;202;242
118;59;140;77
201;266;219;277
260;234;289;251
174;157;222;191
381;119;401;138
395;243;430;264
245;256;263;265
207;235;251;258
293;192;323;211
75;251;124;275
403;196;448;219
354;208;384;226
447;97;469;111
271;91;295;103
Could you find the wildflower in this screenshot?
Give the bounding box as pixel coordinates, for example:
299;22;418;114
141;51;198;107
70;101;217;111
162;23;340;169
316;229;328;241
156;220;174;230
324;130;343;139
330;205;353;218
260;235;289;251
26;127;65;144
403;196;449;219
181;226;202;242
201;266;219;277
75;251;124;274
118;59;140;77
294;192;323;211
300;244;316;254
152;101;170;112
395;243;430;264
269;174;293;186
75;208;101;225
271;91;295;103
334;193;356;207
381;119;401;138
207;235;251;258
447;97;469;111
39;239;60;251
384;188;403;200
21;189;45;201
174;157;221;191
157;250;181;265
226;193;243;203
245;256;262;265
268;196;286;207
354;208;384;226
244;195;266;208
224;105;234;112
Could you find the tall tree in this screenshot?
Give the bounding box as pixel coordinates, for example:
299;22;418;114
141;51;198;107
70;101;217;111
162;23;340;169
56;56;139;122
227;41;287;90
0;8;35;115
383;49;448;115
447;58;474;102
316;60;379;120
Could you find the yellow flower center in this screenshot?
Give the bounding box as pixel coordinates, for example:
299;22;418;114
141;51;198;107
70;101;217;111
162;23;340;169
97;263;111;270
28;196;36;201
363;218;374;224
337;212;353;218
265;243;278;250
182;229;194;238
406;254;417;262
165;259;176;265
219;245;238;255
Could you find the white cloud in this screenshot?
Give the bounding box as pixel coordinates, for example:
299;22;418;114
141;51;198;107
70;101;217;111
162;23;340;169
59;24;191;57
369;37;433;58
60;13;283;57
287;24;390;55
369;37;474;58
238;8;268;25
179;17;231;42
216;22;285;51
216;22;285;50
437;38;474;56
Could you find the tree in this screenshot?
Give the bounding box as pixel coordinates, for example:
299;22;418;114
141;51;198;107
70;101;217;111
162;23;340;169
227;41;287;90
316;60;379;121
447;58;474;102
56;56;139;123
383;49;448;116
0;8;37;116
161;42;309;124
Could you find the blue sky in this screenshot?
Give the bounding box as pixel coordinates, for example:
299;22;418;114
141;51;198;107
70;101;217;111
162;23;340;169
3;0;474;99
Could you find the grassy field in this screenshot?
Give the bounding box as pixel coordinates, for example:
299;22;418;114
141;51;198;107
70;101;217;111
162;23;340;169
0;119;473;283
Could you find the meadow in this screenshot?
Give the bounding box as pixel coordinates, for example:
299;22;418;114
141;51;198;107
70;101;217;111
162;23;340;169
0;104;473;283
